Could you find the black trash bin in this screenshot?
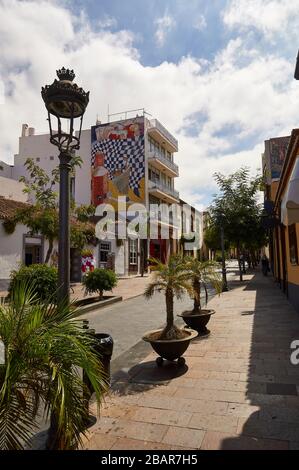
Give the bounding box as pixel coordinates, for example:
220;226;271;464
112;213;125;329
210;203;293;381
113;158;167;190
83;329;113;394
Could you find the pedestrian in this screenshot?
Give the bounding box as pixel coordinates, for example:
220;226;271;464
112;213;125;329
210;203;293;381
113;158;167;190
261;254;270;276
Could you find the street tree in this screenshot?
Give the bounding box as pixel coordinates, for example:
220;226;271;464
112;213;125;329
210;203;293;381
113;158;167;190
15;158;96;263
208;167;266;281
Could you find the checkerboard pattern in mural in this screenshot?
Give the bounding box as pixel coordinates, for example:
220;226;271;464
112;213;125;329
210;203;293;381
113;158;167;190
91;136;145;197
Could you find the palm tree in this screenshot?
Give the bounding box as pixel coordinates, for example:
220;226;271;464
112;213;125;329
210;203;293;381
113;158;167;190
0;282;108;450
184;257;222;314
144;255;192;340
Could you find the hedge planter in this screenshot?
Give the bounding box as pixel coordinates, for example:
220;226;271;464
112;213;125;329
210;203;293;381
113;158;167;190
178;309;215;335
142;328;198;366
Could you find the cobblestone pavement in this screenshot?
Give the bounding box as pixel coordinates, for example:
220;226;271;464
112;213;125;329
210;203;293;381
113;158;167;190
83;271;299;450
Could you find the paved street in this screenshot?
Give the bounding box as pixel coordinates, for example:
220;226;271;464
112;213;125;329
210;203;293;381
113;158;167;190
82;260;236;372
83;289;204;374
83;270;299;450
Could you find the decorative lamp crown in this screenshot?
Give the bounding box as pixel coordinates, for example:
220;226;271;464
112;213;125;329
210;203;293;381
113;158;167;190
56;67;75;82
41;67;89;119
41;67;89;151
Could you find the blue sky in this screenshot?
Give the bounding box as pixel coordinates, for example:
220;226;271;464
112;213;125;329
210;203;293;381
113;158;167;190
69;0;228;67
1;0;299;209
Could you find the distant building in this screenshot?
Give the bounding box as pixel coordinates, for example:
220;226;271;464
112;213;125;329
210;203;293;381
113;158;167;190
262;130;299;312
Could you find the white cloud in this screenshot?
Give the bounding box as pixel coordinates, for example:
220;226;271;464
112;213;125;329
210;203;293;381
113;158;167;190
0;0;298;210
223;0;299;39
97;15;117;30
154;12;176;47
193;14;207;32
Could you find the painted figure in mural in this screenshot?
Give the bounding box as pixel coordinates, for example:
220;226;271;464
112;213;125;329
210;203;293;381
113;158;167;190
91;117;145;206
112;156;130;194
92;152;109;206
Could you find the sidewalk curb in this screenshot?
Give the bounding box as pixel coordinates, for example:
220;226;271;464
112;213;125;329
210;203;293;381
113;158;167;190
78;295;123;315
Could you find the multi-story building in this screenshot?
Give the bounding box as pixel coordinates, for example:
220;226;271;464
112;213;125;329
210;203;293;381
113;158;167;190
0;111;201;281
262;131;299;313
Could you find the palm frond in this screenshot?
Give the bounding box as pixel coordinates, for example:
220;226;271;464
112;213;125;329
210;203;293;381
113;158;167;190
0;280;108;450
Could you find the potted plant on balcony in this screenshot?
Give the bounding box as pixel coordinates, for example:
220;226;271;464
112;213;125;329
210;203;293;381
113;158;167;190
143;255;197;366
178;257;222;335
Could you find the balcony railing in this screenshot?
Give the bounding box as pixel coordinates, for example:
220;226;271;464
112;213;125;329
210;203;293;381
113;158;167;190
148;119;178;150
148;179;180;200
148;151;179;175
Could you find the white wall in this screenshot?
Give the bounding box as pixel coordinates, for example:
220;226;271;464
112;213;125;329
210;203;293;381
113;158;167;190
115;242;125;275
0;176;27;202
0;160;13;178
13;129;92;206
0;222;57;286
74;129;92;205
0;223;25;281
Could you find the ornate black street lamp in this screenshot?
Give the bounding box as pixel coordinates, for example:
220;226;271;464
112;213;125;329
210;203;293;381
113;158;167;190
42;68;89;303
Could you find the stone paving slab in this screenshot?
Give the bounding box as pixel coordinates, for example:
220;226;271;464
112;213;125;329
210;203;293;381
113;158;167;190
84;271;299;450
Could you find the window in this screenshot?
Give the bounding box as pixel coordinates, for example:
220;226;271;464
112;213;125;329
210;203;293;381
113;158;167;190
288;224;298;265
99;242;111;264
0;165;3;171
36;157;40;162
129;239;138;265
50;156;54;161
149;167;160;183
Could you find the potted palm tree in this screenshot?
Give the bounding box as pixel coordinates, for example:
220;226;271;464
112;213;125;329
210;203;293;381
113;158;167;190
143;255;198;366
179;257;222;334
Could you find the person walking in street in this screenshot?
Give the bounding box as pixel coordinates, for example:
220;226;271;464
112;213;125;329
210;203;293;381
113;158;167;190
261;254;270;276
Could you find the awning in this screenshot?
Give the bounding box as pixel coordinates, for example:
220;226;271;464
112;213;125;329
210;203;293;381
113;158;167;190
283;155;299;225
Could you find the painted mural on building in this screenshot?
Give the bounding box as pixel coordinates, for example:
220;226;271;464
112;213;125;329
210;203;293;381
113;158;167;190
91;117;145;208
269;136;290;179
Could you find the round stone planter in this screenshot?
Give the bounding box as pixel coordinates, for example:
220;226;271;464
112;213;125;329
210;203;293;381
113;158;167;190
142;328;198;366
178;309;215;334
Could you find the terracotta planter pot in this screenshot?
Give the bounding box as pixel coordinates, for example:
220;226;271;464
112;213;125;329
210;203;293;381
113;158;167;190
178;309;215;334
142;328;198;366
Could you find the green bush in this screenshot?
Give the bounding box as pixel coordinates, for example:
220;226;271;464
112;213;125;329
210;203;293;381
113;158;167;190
9;264;58;301
82;268;117;300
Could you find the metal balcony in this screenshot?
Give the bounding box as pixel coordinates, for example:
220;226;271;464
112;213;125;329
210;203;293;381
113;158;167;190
148;119;178;152
148;151;179;177
148;179;180;203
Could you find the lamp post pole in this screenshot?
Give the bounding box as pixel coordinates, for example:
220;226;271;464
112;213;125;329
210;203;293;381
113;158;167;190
58;151;72;304
42;68;89;305
220;221;228;292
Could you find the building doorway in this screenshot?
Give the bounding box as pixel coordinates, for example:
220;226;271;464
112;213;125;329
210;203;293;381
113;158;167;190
23;235;43;266
150;239;167;263
99;241;111;268
129;239;138;273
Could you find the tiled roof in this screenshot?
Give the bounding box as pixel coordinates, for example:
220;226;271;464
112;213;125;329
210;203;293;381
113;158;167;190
0;197;30;220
